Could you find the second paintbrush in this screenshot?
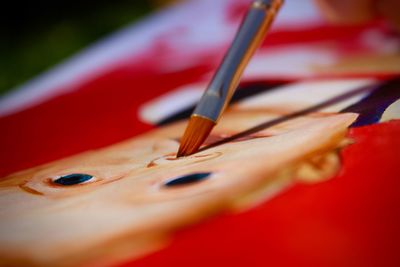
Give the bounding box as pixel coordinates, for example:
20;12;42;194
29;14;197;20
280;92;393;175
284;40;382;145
177;0;283;157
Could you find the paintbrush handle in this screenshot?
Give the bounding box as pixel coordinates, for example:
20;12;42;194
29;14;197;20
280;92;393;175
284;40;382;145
193;0;283;122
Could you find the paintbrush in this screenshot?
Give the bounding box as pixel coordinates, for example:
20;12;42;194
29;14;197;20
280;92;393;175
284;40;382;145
177;0;283;157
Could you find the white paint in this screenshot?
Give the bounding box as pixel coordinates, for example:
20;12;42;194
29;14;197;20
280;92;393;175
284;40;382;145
139;83;206;124
237;78;377;112
0;0;322;117
139;78;376;125
243;44;336;79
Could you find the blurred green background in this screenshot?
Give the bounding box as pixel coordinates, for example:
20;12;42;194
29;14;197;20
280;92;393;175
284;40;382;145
1;0;174;96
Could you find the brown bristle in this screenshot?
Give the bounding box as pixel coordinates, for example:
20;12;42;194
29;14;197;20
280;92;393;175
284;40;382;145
177;116;215;157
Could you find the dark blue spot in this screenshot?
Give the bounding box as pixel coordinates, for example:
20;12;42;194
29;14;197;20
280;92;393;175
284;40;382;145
164;172;211;187
53;174;93;186
341;78;400;127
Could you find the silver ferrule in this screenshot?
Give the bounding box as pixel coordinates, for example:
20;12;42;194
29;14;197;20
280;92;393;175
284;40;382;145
193;0;283;122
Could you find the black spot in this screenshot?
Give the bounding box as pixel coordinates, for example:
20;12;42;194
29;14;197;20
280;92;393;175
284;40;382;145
53;174;93;186
164;172;211;187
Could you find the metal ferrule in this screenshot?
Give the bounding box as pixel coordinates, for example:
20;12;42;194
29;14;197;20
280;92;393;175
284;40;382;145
193;0;283;122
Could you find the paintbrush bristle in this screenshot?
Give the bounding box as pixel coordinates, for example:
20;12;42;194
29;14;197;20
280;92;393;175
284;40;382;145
177;116;215;157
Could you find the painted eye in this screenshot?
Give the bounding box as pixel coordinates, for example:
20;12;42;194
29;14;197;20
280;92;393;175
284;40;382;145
164;172;211;187
53;174;94;186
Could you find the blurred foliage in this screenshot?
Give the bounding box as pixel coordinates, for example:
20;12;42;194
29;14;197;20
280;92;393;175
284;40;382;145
0;1;158;96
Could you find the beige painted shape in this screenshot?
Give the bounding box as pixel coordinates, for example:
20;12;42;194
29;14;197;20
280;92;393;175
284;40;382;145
0;109;357;266
381;99;400;122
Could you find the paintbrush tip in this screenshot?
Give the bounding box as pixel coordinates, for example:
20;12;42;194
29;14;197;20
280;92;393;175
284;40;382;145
177;116;215;157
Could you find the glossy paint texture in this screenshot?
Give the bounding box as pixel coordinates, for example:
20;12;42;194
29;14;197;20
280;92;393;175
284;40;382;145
0;10;399;266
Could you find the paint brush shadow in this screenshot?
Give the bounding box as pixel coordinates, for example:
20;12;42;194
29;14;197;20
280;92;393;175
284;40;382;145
198;83;376;152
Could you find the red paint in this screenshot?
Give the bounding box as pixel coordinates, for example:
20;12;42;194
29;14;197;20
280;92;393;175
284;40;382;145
261;21;389;48
121;120;400;267
0;63;211;177
0;17;399;267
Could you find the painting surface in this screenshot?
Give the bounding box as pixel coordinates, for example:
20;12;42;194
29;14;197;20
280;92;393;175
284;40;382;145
0;0;399;266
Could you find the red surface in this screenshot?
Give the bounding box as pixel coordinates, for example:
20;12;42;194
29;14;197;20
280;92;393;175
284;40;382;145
0;21;399;267
0;63;211;177
122;121;400;267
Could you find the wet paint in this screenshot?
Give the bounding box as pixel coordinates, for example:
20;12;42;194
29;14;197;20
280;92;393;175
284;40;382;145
342;78;400;127
164;172;211;187
53;174;94;186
